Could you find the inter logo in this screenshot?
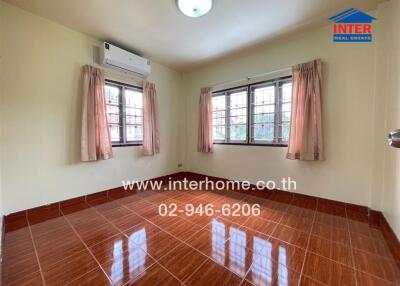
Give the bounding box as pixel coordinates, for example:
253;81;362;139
329;8;376;42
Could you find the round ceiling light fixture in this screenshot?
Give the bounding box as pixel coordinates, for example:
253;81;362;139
176;0;213;18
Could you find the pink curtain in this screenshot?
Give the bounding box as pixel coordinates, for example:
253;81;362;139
142;82;160;155
81;65;113;161
197;87;213;153
287;59;323;161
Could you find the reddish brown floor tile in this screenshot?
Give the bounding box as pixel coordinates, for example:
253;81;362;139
202;216;242;233
353;249;400;284
185;258;242;285
350;232;393;258
147;214;183;229
3;189;399;286
286;205;315;218
245;254;301;286
317;200;346;217
42;249;98;286
271;225;309;249
89;234;131;265
3;252;41;285
131;228;181;260
64;268;112;286
74;222;121;247
5;211;27;224
314;212;348;229
3;227;35;257
6;271;44;286
30;216;73;239
299;276;325;285
108;213;146;232
4;217;28;232
162;218;202;241
242;216;277;235
257;206;284;223
308;235;353;267
124;263;181;285
27;204;61;225
94;203;132;220
279;214;313;232
348;220;384;238
187;214;216;227
3;228;41;285
100;245;156;285
122;220;160;238
187;226;229;258
158;243;207;281
35;234;86;269
312;222;350;245
60;201;91;215
355;271;398;286
267;237;307;273
302;252;356;286
228;226;270;254
291;195;318;210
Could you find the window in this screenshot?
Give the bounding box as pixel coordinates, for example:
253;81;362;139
104;80;143;146
212;76;292;146
212;87;247;143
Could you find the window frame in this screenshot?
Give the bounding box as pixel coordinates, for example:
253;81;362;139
212;86;249;144
105;79;143;147
212;76;292;147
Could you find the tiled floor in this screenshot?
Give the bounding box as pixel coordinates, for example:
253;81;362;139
2;188;400;286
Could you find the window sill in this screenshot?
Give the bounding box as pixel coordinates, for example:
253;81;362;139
112;143;142;147
213;142;288;147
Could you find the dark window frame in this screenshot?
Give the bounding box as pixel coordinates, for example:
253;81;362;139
212;76;292;147
105;80;143;147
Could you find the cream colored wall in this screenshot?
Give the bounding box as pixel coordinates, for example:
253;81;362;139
0;2;183;214
372;0;400;238
183;23;376;207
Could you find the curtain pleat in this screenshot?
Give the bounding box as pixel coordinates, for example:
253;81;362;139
197;87;214;153
142;82;160;155
287;59;324;161
81;65;113;161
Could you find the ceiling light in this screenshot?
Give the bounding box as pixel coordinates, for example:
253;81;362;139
176;0;213;18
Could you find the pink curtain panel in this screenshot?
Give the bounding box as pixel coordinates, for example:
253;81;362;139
81;65;113;161
287;59;324;161
142;82;160;155
197;87;214;153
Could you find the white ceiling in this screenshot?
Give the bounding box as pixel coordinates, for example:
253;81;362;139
5;0;384;71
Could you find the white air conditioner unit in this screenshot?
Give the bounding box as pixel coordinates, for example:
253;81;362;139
100;42;151;78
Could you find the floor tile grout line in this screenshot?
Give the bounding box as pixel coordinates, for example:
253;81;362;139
15;189;397;286
345;206;358;286
296;195;317;286
25;212;47;286
231;199;400;285
27;213;105;272
219;192;289;285
178;258;209;286
238;193;297;285
86;194;211;285
126;190;266;284
300;274;328;285
59;208;116;286
115;196;221;286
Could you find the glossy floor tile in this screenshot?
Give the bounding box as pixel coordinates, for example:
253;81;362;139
2;188;400;285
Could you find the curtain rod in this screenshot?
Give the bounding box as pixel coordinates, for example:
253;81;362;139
209;66;292;89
